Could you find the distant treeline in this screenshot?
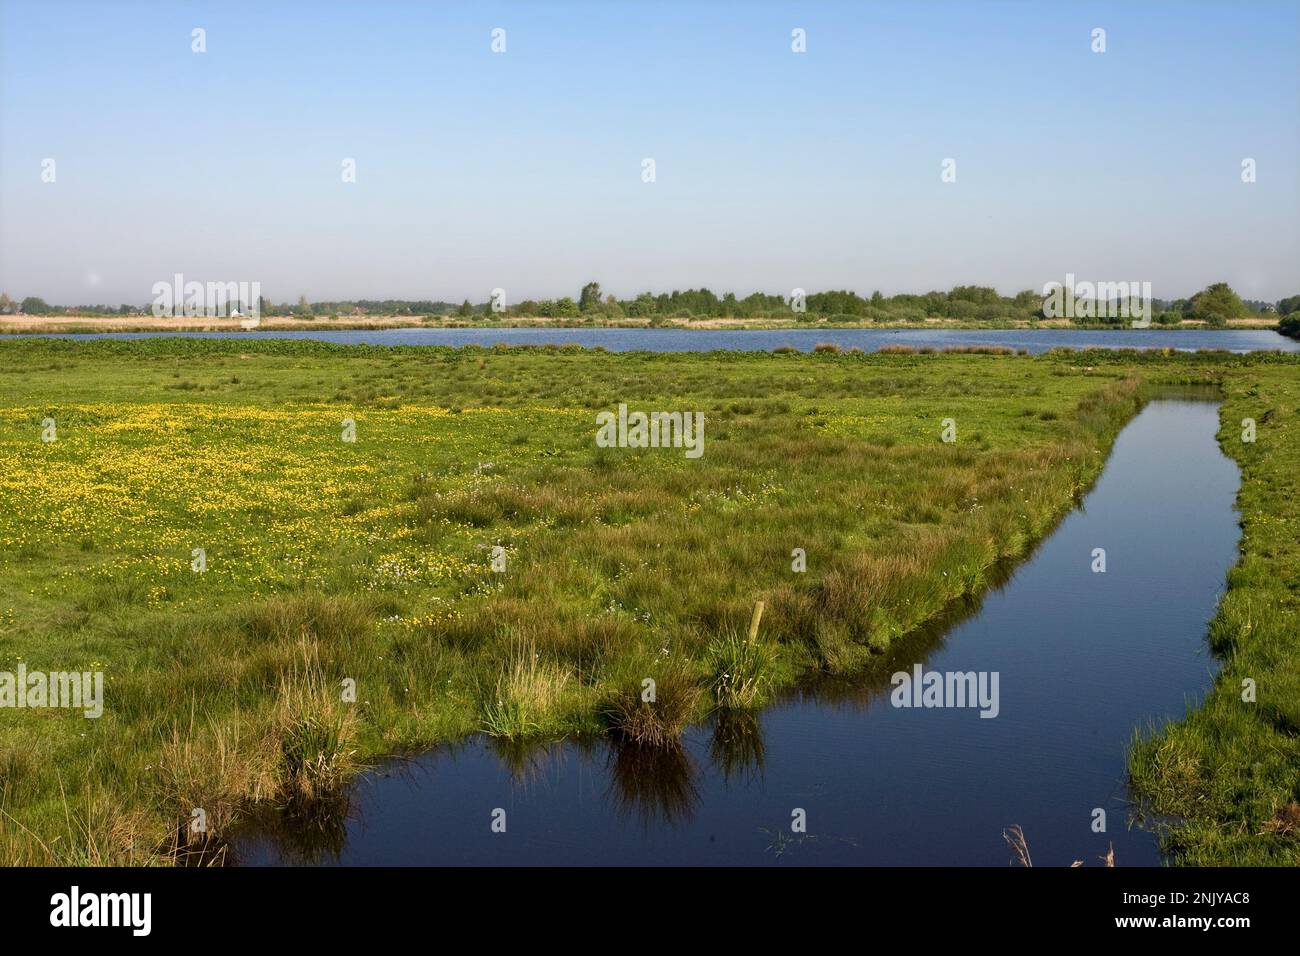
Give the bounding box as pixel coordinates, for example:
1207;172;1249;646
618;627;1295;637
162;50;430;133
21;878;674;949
4;285;1299;327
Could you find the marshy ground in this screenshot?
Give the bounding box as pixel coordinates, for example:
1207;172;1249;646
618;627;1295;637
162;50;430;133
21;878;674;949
0;339;1295;865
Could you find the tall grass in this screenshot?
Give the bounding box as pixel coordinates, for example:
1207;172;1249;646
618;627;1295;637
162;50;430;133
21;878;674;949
479;644;574;739
707;630;775;709
1;337;1277;863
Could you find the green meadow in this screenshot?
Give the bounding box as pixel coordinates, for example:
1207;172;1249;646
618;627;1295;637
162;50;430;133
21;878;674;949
0;338;1294;864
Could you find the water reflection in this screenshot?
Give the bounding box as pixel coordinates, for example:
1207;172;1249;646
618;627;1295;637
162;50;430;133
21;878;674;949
606;740;700;828
236;794;353;866
709;710;766;785
235;399;1241;866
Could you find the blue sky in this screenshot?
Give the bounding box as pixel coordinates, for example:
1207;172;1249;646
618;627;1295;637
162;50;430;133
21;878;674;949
1;0;1296;304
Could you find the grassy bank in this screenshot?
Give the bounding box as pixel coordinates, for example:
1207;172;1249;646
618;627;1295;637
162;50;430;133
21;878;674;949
0;338;1291;864
1128;361;1300;864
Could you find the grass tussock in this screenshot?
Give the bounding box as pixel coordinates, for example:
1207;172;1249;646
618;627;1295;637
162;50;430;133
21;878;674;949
602;660;703;747
154;713;277;858
707;630;775;709
480;643;574;739
272;647;361;802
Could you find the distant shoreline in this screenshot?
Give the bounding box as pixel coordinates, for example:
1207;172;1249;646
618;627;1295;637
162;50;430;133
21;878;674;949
0;314;1283;335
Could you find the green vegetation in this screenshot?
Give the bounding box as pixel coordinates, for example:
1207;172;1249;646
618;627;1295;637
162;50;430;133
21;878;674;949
0;337;1295;865
1129;360;1300;864
4;282;1295;330
707;628;775;709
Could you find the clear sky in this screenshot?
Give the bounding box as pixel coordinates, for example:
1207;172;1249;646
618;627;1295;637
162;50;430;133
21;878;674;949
1;0;1296;305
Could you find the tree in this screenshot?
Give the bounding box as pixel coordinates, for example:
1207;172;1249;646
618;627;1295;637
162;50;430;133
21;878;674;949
578;281;602;312
1189;283;1246;322
20;296;51;314
948;285;1001;306
1276;294;1300;316
296;295;313;317
626;293;658;317
457;299;473;317
0;292;13;313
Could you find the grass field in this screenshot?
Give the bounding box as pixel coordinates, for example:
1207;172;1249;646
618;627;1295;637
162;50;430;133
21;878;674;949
0;338;1294;864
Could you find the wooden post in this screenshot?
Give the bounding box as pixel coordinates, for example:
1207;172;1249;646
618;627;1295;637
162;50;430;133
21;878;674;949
747;601;765;643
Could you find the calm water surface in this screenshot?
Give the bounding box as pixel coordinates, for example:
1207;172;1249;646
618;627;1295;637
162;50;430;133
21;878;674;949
36;327;1300;354
236;399;1240;866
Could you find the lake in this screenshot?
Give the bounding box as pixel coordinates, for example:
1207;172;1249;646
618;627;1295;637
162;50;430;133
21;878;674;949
234;397;1241;866
31;327;1300;353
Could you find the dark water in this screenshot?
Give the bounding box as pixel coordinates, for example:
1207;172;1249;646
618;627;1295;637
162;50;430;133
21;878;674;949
31;326;1300;354
236;399;1240;866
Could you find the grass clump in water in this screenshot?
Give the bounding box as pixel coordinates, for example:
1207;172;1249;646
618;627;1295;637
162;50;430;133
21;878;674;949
602;659;703;747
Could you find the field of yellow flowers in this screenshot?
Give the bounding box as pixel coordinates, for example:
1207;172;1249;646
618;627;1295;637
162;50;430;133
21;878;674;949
0;338;1293;864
